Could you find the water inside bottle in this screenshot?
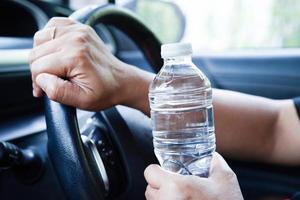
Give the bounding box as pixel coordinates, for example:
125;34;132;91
149;63;216;177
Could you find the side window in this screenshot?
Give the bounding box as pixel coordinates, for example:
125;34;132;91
118;0;300;52
69;0;108;10
117;0;185;44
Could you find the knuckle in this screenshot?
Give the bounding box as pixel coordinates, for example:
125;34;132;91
75;48;85;58
75;51;86;64
78;45;89;55
68;18;77;24
74;32;89;44
71;46;89;66
33;30;41;41
46;17;76;29
48;17;61;25
80;24;93;33
33;30;43;45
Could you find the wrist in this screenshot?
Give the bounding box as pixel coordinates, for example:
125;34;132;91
114;62;154;115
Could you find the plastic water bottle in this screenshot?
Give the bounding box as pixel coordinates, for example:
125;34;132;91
149;43;215;177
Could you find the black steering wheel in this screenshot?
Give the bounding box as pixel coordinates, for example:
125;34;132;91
44;4;162;200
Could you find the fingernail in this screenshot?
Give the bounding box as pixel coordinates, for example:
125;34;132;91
36;74;46;90
33;89;37;97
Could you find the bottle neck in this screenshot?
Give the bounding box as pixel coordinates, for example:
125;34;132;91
163;55;192;65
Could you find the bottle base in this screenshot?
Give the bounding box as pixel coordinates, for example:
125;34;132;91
160;155;213;178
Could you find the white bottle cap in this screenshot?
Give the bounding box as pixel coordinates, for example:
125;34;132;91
161;42;193;58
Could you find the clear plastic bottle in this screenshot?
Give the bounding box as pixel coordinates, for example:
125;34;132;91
149;43;215;177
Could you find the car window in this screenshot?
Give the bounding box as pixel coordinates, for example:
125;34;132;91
69;0;108;10
117;0;300;52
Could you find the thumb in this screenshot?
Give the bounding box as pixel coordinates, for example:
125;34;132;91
209;152;236;180
144;164;171;189
36;73;84;106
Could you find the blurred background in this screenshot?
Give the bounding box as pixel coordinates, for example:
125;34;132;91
68;0;300;52
4;0;299;52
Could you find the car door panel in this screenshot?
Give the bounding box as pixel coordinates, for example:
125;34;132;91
195;51;300;99
118;50;300;99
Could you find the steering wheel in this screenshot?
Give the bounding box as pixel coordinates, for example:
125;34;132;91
44;4;162;200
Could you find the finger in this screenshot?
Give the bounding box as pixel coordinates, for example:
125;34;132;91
32;82;43;97
30;51;67;83
44;17;77;29
33;27;56;47
145;185;159;200
209;152;236;180
33;17;77;47
30;33;71;64
36;73;85;106
144;164;170;189
30;51;69;97
33;24;78;47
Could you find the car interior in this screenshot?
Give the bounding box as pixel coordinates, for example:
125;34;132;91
1;0;300;200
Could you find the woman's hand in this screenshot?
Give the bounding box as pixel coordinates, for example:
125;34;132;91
144;152;243;200
29;17;153;113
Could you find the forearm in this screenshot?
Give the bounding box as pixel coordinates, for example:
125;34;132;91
270;99;300;165
117;65;300;165
213;89;300;165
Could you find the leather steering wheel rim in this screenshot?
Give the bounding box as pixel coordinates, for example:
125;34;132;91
44;4;162;200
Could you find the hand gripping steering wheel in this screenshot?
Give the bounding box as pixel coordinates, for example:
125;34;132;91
44;4;162;200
